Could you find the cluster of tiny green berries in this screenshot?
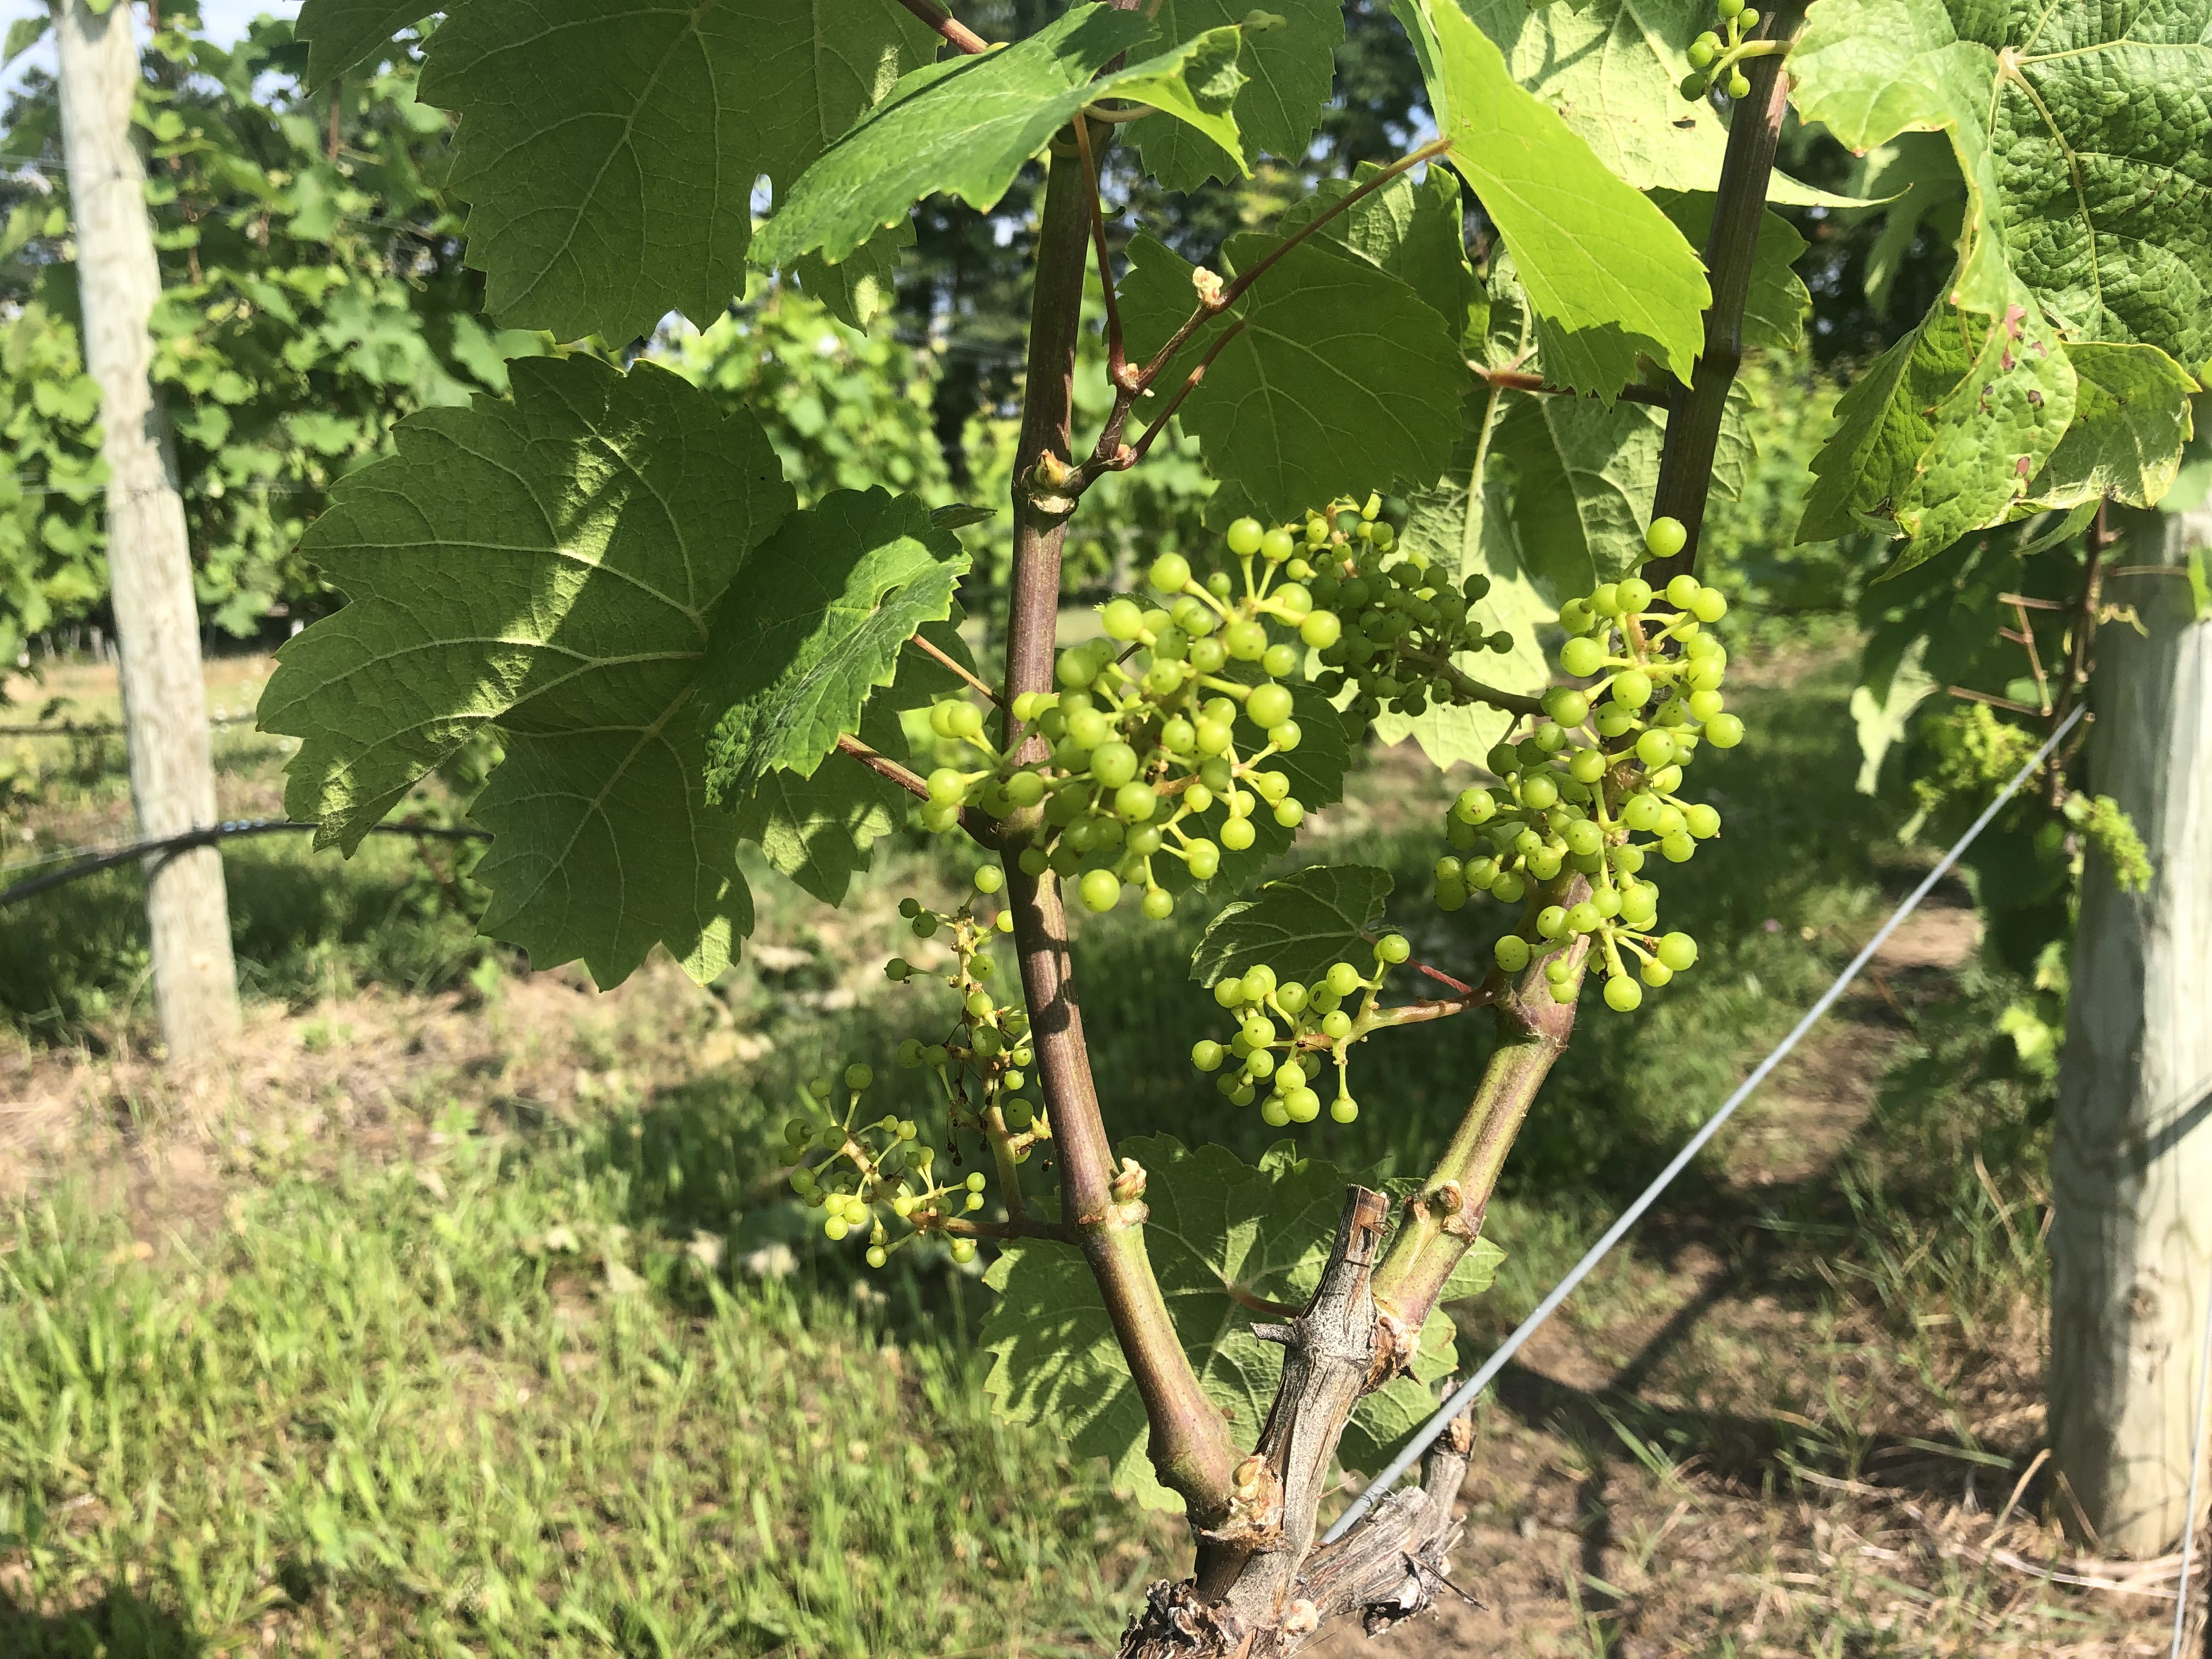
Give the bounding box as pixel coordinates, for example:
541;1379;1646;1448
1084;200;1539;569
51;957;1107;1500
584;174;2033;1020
1437;518;1743;1013
1680;0;1764;100
794;867;1046;1269
1187;933;1415;1127
908;503;1386;917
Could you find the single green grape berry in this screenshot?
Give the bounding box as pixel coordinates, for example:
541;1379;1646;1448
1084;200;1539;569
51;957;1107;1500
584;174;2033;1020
1246;1049;1276;1080
1662;832;1697;864
1242;964;1277;1000
1248;682;1295;729
1617;578;1654;614
1492;871;1528;903
1537;905;1568;939
1691;588;1729;624
1684;803;1722;839
1635;729;1677;769
1644;517;1688;560
866;1245;889;1269
1727;69;1751;97
1113;781;1159;823
1322;1009;1353;1040
1686;37;1714;65
1494;935;1533;974
1640;958;1674;989
1186;839;1222;882
1688;688;1725;723
845;1062;874;1091
927;768;967;804
1376;934;1412;966
1260;527;1297;563
1561;636;1607;678
1521;773;1561;810
886;958;913;983
1224;619;1269;661
1612;669;1654;710
1301;610;1342;650
1078;868;1122;913
1006;770;1047;809
1102;597;1145;641
1221;818;1257;851
1226;517;1265;557
1679;70;1708;99
1545;688;1592;727
1666;574;1702;610
1261;642;1300;679
1330;1094;1358;1124
1274;799;1305;830
1261;1096;1291;1127
974;866;1005;895
1319;963;1357;998
1143;887;1175;921
1191;1039;1225;1072
1566;901;1601;935
950;1238;978;1265
1565;820;1605;857
825;1216;849;1240
1605;975;1644;1012
1546;957;1572;984
1090;742;1139;791
1657;932;1699;972
1018;847;1049;877
1150;552;1193;592
1703;712;1746;748
1269;721;1304;755
1277;1059;1308;1091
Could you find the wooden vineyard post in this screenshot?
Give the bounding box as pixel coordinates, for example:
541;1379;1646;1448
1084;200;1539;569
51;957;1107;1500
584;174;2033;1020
2050;505;2212;1554
53;0;240;1062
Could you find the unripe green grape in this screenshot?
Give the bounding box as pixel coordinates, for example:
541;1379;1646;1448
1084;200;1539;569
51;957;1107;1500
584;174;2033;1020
1531;723;1567;755
1274;799;1305;829
1300;610;1341;650
1719;0;1743;15
1248;682;1295;729
1545;688;1592;726
1277;1059;1308;1091
927;768;967;804
845;1062;874;1091
1258;642;1296;680
1622;793;1662;832
1322;1009;1355;1041
1617;578;1654;613
1242;963;1278;1000
1128;824;1165;857
1591;885;1621;920
1246;1049;1276;1080
970;866;1005;897
1103;597;1145;640
1662;575;1698;610
1054;650;1092;690
1488;630;1515;653
1261;1096;1291;1127
1596;706;1639;739
1260;527;1297;562
1005;770;1047;810
1635;729;1677;769
1263;723;1301;758
1565;820;1605;857
1330;1094;1358;1124
1224;620;1269;661
912;912;941;939
1453;787;1497;825
1493;935;1532;973
1560;636;1606;678
1612;669;1654;710
1521;773;1560;810
1545;957;1572;984
825;1216;849;1240
1063;709;1107;751
1566;901;1600;934
1684;803;1722;839
1018;846;1049;877
1726;70;1751;97
866;1245;889;1269
947;701;984;740
1185;840;1222;882
1226;517;1265;556
1190;637;1229;674
1144;659;1186;697
1686;37;1714;66
1661;832;1696;863
1492;871;1528;903
1592;583;1623;618
1279;1088;1318;1123
1679;70;1708;99
1114;781;1159;823
1221;817;1256;851
1559;598;1595;633
1376;933;1412;965
1150;552;1193;592
997;910;1015;935
950;1238;978;1265
1604;975;1644;1012
1318;962;1358;997
1192;1039;1225;1071
1652;804;1686;837
1640;958;1674;988
1703;712;1745;748
1657;932;1699;972
1214;978;1246;1011
1537;904;1568;938
1690;589;1728;624
965;1192;985;1211
1090;742;1139;790
1685;688;1725;723
1647;765;1684;795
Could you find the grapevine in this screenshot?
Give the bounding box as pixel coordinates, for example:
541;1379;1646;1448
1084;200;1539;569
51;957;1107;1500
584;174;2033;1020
1188;933;1418;1127
1678;0;1780;103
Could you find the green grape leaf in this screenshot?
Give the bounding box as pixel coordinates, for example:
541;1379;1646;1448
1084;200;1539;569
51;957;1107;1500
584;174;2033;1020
1651;191;1809;358
2019;343;2200;514
983;1137;1466;1511
259;355;793;985
786;218;915;334
1788;0;2212;371
1190;864;1394;989
1848;634;1937;794
421;0;937;342
1457;0;1851;205
1797;299;2078;568
1132;0;1343;189
1118;231;1233;370
752;7;1248;270
1443;1234;1507;1300
295;0;431;86
1380;386;1558;768
1395;0;1708;393
1144;235;1468;521
697;487;970;803
930;504;999;530
1275;164;1476;336
1494;391;1667;595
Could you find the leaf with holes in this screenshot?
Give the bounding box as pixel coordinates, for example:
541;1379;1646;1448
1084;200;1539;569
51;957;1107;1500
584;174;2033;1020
697;487;969;803
259;354;793;984
295;0;436;86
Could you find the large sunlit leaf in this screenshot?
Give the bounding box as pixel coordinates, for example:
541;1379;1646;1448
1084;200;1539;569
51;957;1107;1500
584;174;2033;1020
1275;164;1476;336
1393;0;1708;393
1131;0;1345;190
752;6;1249;270
419;0;936;341
983;1138;1472;1511
259;355;794;984
2018;343;2199;515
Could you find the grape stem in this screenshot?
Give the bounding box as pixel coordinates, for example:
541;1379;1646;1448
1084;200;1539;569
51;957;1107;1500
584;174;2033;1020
909;632;1001;704
1641;0;1807;588
933;1212;1076;1243
893;0;991;54
1470;363;1671;409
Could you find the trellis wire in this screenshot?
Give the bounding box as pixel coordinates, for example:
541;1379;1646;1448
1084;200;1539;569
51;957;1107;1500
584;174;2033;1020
1323;699;2091;1546
2170;1264;2212;1658
0;817;488;909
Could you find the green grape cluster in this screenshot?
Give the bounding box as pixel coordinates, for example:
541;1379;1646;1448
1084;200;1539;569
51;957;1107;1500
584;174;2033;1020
1187;932;1415;1127
1436;520;1744;1013
910;499;1399;917
1679;0;1764;100
791;866;1047;1269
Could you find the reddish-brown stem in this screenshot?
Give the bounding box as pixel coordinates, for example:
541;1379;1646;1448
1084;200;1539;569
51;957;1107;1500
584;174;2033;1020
907;632;999;703
1106;319;1246;476
1072;114;1132;391
895;0;990;54
1002;126;1241;1530
1471;364;1671;409
837;732;927;798
1642;0;1805;589
1133;138;1450;396
1382;989;1498;1027
934;1212;1076;1243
